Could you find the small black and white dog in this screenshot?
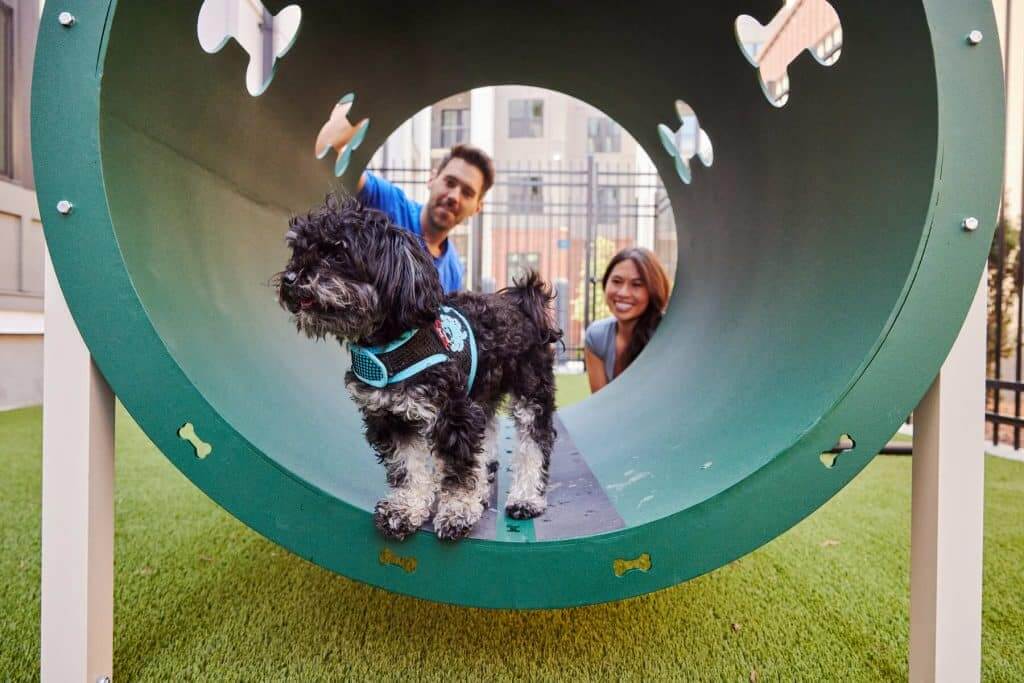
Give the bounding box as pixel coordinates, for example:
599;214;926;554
277;195;562;541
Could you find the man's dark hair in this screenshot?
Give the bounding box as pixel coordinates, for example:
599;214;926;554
436;144;496;195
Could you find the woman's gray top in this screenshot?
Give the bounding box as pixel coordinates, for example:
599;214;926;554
584;317;618;381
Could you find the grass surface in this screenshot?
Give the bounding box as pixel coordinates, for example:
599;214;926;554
2;374;1023;681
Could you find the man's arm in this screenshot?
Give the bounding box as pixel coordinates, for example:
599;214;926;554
315;99;370;190
357;172;394;209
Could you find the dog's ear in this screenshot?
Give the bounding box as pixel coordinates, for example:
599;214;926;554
287;211;314;250
373;226;444;333
325;192;341;213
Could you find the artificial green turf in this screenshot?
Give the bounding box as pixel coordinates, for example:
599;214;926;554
2;376;1022;681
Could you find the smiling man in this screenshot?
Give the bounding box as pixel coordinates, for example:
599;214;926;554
357;144;495;293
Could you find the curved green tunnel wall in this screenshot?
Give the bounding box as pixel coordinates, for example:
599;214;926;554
32;1;1003;607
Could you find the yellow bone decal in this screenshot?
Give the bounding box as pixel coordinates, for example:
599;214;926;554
613;553;652;577
379;548;417;574
177;422;212;459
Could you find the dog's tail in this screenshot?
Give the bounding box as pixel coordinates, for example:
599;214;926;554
503;271;564;347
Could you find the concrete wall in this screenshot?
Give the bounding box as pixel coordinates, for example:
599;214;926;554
0;331;41;410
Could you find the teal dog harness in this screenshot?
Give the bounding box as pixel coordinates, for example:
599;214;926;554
349;305;478;391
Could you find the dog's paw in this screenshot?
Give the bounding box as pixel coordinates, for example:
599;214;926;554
373;500;421;541
505;497;547;520
434;516;475;542
434;495;484;542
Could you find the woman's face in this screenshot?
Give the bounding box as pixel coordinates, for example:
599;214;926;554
604;259;650;323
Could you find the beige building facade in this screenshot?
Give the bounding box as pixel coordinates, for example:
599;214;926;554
0;0;40;410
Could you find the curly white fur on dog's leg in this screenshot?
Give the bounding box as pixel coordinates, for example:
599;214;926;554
483;416;500;490
505;401;550;520
373;438;435;541
434;460;489;541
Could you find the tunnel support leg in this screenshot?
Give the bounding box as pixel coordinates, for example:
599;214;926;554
41;253;116;683
909;274;986;683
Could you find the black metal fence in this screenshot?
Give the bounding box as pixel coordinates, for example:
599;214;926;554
368;161;676;363
987;201;1024;449
984;3;1024;450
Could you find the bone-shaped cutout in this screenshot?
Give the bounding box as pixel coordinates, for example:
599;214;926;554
613;552;652;577
820;433;855;468
379;547;417;574
735;0;842;107
197;0;302;96
178;422;213;459
315;93;370;177
657;99;713;185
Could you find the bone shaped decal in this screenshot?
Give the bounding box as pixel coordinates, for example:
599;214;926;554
658;100;713;185
315;94;370;177
178;422;213;459
197;0;302;96
735;0;842;107
613;552;652;577
379;547;417;574
820;433;855;469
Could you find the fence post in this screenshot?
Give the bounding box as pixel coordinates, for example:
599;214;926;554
471;212;483;292
583;156;596;331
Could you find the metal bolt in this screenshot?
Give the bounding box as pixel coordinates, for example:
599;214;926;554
58;11;76;27
963;216;980;232
56;200;73;215
967;30;983;45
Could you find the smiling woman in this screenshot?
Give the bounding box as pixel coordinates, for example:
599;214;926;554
586;248;671;393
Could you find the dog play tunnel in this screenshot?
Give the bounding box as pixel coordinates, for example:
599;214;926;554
32;2;1003;608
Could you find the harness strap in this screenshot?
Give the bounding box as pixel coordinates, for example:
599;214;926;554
349;305;477;392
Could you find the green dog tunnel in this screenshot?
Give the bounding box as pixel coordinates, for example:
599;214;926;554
32;1;1003;608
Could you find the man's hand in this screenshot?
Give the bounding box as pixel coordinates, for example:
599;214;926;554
315;98;360;157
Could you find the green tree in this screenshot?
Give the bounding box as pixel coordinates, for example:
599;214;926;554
572;236;618;325
988;206;1022;375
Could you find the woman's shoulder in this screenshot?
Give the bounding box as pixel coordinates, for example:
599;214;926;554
587;316;616;332
585;317;617;350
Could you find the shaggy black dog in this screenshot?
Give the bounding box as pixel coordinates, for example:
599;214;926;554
277;195;561;541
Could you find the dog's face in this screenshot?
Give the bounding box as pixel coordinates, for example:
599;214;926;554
277;195;444;345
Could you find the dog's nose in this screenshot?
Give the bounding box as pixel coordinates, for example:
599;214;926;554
284;271;298;284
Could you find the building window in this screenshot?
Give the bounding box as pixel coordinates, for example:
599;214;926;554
509;99;543;138
596;186;620;225
0;4;12;178
508;175;544;214
438;108;469;148
587;117;621;154
508;252;540;282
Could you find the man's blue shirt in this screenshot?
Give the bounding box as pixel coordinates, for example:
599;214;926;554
358;173;464;293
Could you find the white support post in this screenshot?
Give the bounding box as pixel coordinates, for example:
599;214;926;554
909;273;986;683
40;252;116;683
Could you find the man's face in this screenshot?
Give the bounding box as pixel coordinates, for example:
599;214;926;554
425;158;486;233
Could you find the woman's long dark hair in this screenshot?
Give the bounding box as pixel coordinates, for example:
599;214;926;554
601;247;671;371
